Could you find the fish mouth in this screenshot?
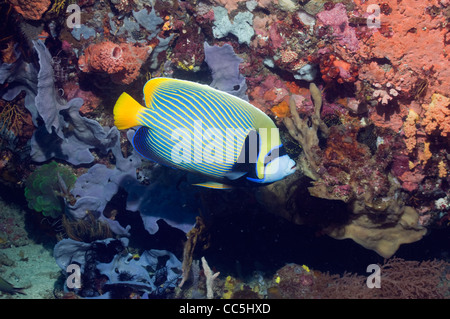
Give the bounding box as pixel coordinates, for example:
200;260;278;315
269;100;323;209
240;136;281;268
291;164;296;170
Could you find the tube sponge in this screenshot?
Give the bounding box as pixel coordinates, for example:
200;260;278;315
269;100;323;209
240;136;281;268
24;161;76;218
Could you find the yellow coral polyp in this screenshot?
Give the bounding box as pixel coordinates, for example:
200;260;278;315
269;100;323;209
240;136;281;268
177;61;194;71
163;16;173;31
438;160;447;178
404;109;419;153
49;0;66;15
222;276;235;299
302;265;310;273
419;141;432;166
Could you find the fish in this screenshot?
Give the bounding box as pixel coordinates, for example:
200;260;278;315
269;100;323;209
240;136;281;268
113;77;296;188
0;276;26;295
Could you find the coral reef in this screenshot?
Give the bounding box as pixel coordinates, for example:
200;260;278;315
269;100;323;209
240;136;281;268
0;0;449;300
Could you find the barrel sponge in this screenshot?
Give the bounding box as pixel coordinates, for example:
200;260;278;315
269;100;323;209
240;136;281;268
24;161;76;218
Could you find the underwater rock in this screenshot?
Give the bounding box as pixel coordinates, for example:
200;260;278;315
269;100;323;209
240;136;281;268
172;26;205;72
54;238;181;298
8;0;51;20
97;249;181;296
357;0;450;98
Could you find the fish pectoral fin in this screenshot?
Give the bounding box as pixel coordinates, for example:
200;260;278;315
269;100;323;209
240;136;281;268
192;182;234;189
224;171;248;180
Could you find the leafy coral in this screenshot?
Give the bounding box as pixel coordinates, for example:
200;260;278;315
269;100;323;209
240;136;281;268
24;161;76;218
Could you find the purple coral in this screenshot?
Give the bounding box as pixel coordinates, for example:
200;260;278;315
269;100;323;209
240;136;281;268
317;3;360;52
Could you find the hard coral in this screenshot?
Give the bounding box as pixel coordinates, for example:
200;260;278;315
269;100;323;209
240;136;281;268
371;82;401;106
8;0;51;20
78;41;152;85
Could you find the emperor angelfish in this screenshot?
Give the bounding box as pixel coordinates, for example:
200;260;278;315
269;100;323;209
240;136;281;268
113;77;296;189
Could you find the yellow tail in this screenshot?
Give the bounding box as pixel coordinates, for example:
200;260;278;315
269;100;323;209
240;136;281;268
114;92;145;130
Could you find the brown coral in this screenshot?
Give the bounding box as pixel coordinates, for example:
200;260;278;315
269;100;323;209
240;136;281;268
8;0;51;20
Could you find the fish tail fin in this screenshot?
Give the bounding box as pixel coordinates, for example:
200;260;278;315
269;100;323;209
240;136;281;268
14;287;26;295
114;92;145;130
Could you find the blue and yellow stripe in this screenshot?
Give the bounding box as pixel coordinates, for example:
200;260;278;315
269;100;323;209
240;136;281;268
113;77;282;180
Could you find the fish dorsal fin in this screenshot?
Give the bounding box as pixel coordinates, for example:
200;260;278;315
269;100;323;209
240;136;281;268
143;78;170;108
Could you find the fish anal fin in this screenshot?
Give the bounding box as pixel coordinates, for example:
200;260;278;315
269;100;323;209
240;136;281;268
192;182;233;189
